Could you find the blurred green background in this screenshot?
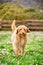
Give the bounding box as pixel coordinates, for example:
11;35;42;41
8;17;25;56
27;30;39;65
0;2;43;20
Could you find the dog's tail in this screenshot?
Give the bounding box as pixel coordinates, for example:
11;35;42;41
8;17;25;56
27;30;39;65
11;20;16;31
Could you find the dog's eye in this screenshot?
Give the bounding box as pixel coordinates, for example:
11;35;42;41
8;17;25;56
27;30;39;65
20;29;21;30
24;29;25;30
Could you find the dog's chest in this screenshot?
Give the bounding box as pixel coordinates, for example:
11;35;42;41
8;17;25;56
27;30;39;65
20;38;25;46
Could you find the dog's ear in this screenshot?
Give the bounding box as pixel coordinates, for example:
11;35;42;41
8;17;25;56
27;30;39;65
16;29;18;34
27;28;30;33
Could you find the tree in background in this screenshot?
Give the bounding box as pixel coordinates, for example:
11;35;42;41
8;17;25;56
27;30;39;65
39;0;43;9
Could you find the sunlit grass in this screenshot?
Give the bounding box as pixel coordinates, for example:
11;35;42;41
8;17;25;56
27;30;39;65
0;31;43;65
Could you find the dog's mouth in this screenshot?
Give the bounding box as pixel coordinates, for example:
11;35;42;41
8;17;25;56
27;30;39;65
19;33;26;38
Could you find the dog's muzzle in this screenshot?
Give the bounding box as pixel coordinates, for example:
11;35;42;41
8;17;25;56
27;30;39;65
22;33;26;36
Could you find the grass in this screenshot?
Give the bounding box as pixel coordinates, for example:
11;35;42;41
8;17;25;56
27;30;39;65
0;2;43;20
0;31;43;65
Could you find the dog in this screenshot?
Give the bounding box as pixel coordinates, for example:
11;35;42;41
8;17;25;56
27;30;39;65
11;20;30;57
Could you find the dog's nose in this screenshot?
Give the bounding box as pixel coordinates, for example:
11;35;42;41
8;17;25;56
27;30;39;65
22;33;25;35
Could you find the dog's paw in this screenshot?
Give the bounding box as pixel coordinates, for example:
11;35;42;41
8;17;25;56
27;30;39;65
21;53;24;56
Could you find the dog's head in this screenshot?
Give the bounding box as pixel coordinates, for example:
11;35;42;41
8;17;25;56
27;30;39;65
16;25;30;37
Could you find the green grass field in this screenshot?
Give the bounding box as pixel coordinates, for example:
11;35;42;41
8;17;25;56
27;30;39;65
0;31;43;65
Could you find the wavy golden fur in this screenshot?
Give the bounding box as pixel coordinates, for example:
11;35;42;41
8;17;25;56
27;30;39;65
11;20;30;57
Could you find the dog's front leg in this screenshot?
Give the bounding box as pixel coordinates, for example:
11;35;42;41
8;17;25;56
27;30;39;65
14;48;19;57
21;45;25;56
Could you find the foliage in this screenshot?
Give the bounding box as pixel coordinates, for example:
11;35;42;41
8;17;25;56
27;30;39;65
0;31;43;65
0;2;43;20
24;8;36;13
